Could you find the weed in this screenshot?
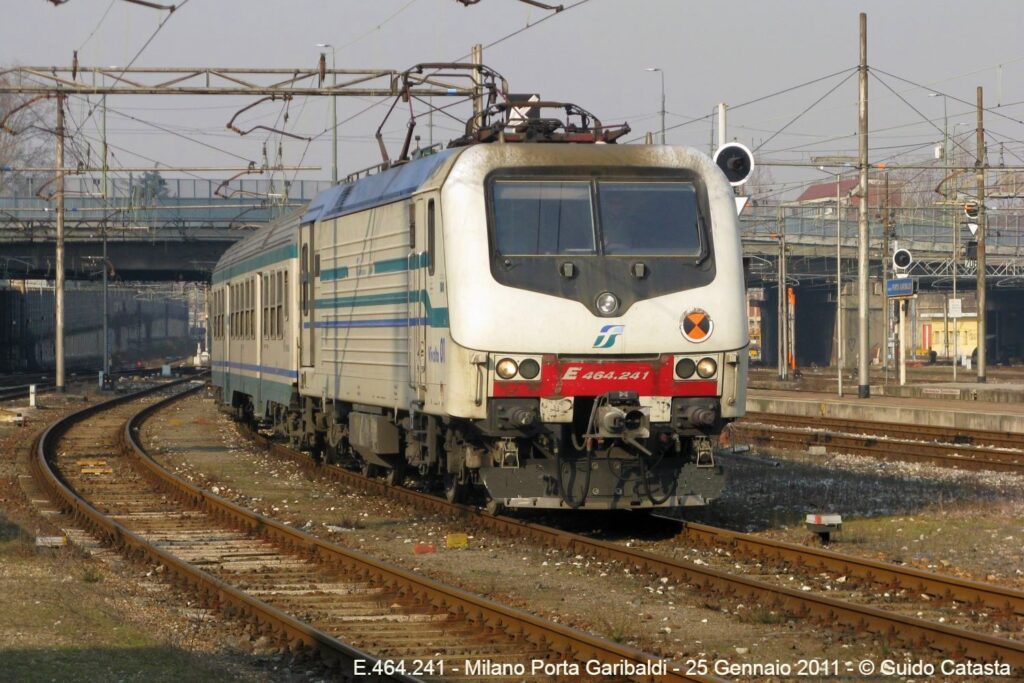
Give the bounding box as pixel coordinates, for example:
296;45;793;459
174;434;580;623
599;615;632;644
338;516;365;530
740;606;788;625
81;566;103;583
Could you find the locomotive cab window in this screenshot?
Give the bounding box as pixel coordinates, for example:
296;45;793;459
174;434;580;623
491;181;594;255
597;182;702;256
486;171;715;316
489;178;703;258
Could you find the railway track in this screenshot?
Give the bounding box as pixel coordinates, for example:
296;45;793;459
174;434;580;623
731;412;1024;473
233;418;1024;671
0;364;193;403
33;381;705;682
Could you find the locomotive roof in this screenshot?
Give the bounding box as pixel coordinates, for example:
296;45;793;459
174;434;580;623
301;147;460;224
212;207;302;283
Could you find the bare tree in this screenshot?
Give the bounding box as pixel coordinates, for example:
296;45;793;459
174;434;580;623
744;163;778;206
0;73;55;195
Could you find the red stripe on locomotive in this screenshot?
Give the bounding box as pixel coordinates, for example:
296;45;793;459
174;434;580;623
492;355;718;398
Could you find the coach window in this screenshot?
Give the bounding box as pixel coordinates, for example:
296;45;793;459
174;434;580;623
268;274;275;338
238;282;243;338
276;271;284;337
240;281;245;338
250;277;255;339
243;280;248;339
427;199;436;275
244;278;250;339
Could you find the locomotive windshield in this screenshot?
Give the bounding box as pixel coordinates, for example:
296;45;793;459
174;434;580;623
491;179;702;257
492;181;595;255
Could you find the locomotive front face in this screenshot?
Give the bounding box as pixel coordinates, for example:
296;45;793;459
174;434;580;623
439;144;748;510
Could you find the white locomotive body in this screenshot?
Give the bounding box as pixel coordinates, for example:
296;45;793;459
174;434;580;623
212;141;747;510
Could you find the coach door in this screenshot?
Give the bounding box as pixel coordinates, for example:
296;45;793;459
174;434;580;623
300;222;315;368
407;198;427;393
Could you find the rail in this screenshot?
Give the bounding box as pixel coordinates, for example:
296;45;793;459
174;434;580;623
240;424;1024;669
34;382;711;682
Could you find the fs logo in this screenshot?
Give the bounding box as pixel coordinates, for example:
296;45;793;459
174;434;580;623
593;324;624;349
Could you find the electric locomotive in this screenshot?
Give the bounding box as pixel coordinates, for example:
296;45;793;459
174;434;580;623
211;68;750;511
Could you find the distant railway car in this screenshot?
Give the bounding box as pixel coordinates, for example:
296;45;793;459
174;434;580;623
211;93;749;511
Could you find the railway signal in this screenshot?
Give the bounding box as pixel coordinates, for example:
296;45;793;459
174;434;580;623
892;247;913;274
713;142;754;187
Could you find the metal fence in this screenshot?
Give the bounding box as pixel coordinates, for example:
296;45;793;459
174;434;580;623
740;203;1024;253
0;175;332;239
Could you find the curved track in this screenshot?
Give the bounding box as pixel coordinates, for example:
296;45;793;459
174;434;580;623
33;381;708;683
236;422;1024;671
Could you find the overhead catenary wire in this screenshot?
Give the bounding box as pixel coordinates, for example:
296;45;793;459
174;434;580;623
77;0;118;52
69;0;192;141
869;70;976;161
449;0;593;60
623;66;859;144
753;70;857;152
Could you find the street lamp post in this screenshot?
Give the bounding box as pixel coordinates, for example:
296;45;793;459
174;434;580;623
316;43;338;183
813;156;857;396
644;67;665;145
930;93;957;379
835;171;843;396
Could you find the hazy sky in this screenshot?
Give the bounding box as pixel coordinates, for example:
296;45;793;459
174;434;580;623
3;0;1024;198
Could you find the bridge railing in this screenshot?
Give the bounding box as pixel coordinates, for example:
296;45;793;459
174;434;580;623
739;203;1024;255
0;176;330;240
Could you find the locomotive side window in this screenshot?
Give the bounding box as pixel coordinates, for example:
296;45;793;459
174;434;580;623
283;272;289;321
427;199;436;275
301;244;309;315
492;180;594;255
597;181;702;256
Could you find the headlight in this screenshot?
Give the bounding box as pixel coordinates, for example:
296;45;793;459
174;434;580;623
495;357;519;379
675;357;696;379
595;291;619;316
696;357;717;378
518;358;541;380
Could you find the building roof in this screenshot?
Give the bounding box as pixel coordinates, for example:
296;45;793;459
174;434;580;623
796;177;902;207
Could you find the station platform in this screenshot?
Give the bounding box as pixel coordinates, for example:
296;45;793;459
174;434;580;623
747;385;1024;433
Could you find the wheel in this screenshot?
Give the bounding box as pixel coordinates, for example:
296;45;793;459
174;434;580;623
385;463;406;487
484;498;504;516
360;461;380;478
443;472;466;504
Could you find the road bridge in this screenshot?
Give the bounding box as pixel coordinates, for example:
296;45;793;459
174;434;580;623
0;175;329;280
